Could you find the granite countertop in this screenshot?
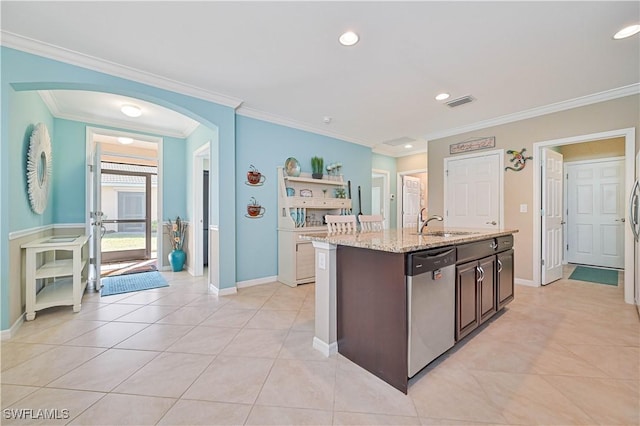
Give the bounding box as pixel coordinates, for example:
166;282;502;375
299;227;518;253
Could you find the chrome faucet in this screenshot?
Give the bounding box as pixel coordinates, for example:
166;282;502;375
417;208;443;234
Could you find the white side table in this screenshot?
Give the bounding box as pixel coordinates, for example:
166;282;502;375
22;235;90;320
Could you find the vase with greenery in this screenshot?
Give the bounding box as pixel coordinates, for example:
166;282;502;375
311;156;324;179
165;216;188;271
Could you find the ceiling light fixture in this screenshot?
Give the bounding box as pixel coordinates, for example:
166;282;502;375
435;93;450;101
121;104;142;118
339;31;359;46
613;24;640;39
117;137;133;145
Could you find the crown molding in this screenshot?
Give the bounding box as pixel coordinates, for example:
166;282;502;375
236;106;370;148
1;31;244;109
424;83;640;141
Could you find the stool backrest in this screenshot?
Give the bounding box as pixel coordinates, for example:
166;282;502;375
358;214;384;232
325;215;357;233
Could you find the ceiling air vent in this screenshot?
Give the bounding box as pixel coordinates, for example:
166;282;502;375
382;136;416;147
446;95;475;108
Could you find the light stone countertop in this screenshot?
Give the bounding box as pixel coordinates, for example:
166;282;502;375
299;227;518;253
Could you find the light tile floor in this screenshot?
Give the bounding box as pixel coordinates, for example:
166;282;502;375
1;265;638;425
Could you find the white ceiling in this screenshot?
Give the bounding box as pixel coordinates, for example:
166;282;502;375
2;1;639;156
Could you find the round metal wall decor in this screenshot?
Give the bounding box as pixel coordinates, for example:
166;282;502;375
26;123;52;214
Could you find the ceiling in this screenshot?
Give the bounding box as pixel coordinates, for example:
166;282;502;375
2;1;639;156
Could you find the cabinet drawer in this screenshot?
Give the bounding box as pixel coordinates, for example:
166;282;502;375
456;239;496;263
496;235;513;252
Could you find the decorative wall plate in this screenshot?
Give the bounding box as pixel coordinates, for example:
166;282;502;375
26;123;52;214
300;189;313;197
284;157;301;177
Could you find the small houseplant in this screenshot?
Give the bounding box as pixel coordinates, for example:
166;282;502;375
311;156;324;179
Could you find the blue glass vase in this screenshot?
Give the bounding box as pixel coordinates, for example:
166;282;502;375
168;249;186;272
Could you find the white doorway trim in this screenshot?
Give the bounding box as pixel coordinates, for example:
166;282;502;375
372;169;391;229
396;168;427;229
191;142;210;277
532;128;635;304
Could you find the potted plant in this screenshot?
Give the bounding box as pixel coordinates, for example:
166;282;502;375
311;156;324;179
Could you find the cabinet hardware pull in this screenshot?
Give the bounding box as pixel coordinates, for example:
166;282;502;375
476;266;482;282
489;242;498;249
497;259;503;272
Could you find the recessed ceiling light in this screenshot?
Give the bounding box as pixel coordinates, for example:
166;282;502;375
121;104;142;118
117;137;133;145
339;31;359;46
435;93;450;101
404;144;413;149
613;24;640;39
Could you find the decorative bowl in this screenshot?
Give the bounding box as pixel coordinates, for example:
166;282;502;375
284;157;301;177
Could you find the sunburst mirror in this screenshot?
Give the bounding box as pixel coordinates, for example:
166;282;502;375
26;123;52;214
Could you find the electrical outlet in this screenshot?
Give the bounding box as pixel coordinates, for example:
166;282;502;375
318;252;326;270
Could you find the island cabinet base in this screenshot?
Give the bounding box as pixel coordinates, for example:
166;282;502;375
336;245;408;393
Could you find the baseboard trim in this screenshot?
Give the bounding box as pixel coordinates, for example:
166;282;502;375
208;284;238;296
1;314;24;340
313;337;337;357
515;278;538;287
237;275;278;289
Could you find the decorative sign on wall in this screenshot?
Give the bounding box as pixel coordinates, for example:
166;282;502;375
505;148;533;172
449;136;495;154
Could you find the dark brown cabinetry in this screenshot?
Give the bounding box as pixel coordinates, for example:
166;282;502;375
455;236;513;342
497;249;514;309
455;255;497;341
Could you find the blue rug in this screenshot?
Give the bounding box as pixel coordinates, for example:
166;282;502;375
568;266;618;286
101;271;169;296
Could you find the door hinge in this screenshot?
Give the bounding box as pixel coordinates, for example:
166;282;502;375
541;259;545;266
566;244;569;251
445;169;449;176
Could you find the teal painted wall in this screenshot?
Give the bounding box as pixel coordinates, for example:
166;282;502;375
1;47;238;329
51;118;86;223
235;115;372;281
372;153;398;227
0;46;376;328
185;124;218;224
8;89;55;231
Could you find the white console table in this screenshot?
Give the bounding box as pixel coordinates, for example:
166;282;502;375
22;235;90;320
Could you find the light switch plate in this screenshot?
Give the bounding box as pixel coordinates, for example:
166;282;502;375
520;204;528;213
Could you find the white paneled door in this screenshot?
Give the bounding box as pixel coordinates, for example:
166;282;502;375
402;175;421;228
444;152;501;229
566;159;625;269
541;148;564;285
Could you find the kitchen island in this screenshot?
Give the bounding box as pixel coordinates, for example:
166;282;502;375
300;227;518;393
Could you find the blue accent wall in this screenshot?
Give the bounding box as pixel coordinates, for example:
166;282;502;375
0;46;373;329
51;118;87;223
8;89;55;231
235;115;372;281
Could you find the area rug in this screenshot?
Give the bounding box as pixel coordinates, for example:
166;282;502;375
101;271;169;297
568;266;618;286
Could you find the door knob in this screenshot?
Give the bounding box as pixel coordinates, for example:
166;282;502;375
486;221;497;225
615;218;626;222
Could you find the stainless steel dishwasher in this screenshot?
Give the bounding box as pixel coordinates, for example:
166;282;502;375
407;247;456;378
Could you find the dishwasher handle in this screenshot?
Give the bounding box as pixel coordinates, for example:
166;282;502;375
407;248;456;276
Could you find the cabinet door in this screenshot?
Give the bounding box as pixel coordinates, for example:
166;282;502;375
456;261;479;341
478;256;497;324
497;250;514;309
295;242;315;280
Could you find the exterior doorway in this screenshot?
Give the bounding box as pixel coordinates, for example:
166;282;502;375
86;128;161;281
